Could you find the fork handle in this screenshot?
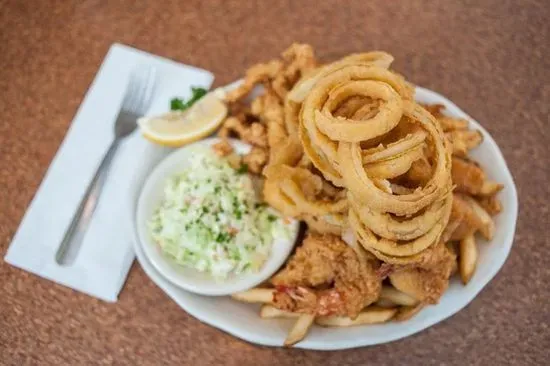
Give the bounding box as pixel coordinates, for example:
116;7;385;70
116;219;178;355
55;139;121;265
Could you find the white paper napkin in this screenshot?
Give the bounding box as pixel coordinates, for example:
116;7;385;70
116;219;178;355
4;43;214;302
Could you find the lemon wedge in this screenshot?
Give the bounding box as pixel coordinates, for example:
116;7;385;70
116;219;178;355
138;92;227;147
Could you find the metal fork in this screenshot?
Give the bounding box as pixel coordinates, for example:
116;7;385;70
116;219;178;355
55;66;156;265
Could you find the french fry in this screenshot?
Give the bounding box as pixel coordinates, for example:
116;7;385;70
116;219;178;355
260;305;301;319
459;234;477;284
315;307;397;327
442;196;466;242
438;115;469;132
451;157;485;194
231;288;275;303
284;314;315;346
379;286;419;306
463;195;495;240
393;303;426;322
449;220;475;241
375;298;398;308
478;181;504;196
446;130;483;156
477;195;503;216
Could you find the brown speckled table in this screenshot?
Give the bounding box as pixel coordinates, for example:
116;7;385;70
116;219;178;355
1;1;549;365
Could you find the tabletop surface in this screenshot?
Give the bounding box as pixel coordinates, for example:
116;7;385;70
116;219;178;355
1;0;549;365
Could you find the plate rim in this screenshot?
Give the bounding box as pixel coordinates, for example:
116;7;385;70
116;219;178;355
128;84;518;350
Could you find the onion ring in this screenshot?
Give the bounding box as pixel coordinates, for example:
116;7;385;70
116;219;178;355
299;66;416;185
350;208;448;257
338;101;452;215
264;165;348;217
363;143;425;179
299;117;344;186
287;51;398;103
349;210;447;264
263;178;301;216
314;80;403;142
280;178;348;215
361;130;427;164
351;193;453;241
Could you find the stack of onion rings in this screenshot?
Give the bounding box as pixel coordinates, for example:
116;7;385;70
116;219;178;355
280;55;453;262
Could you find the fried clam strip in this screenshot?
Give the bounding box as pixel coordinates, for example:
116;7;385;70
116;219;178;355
477;195;503;216
218;116;268;147
226;43;317;104
280;43;318;91
223;43;319;175
446;193;495;241
283;98;301;140
421;104;482;155
226;60;284;103
339;101;452;216
447;129;483;156
271;234;382;319
299;65;414;185
421;104;469;131
388;242;457;304
452;157;504;196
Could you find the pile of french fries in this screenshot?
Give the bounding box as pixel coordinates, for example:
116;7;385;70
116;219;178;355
232;286;421;346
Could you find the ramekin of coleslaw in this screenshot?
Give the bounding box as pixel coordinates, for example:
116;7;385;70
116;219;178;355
135;138;299;295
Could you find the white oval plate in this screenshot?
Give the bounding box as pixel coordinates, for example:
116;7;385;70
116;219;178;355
135;137;299;295
128;85;518;350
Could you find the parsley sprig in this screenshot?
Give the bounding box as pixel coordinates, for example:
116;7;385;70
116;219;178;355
170;87;208;111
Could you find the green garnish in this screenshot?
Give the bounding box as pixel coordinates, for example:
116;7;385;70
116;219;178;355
267;214;278;222
236;163;249;174
215;232;231;243
170;87;208;111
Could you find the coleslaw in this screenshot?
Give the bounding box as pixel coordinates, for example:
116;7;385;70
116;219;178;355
149;146;291;280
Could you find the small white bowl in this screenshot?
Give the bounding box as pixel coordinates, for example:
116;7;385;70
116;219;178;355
135;137;299;296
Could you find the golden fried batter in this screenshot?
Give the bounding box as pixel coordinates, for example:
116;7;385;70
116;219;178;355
451;157;486;195
226;60;284;103
242;146;268;174
271;233;382;318
281;43;318;84
218;117;268;147
389;242;456;304
211;139;234;157
446;130;483;156
477;195;503;216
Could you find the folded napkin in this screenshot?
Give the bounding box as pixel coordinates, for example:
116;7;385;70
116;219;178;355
4;43;214;302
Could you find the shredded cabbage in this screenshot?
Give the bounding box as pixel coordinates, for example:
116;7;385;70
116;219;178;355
149;146;290;280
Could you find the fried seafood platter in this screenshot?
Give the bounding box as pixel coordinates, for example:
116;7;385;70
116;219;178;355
208;43;510;346
137;43;516;348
